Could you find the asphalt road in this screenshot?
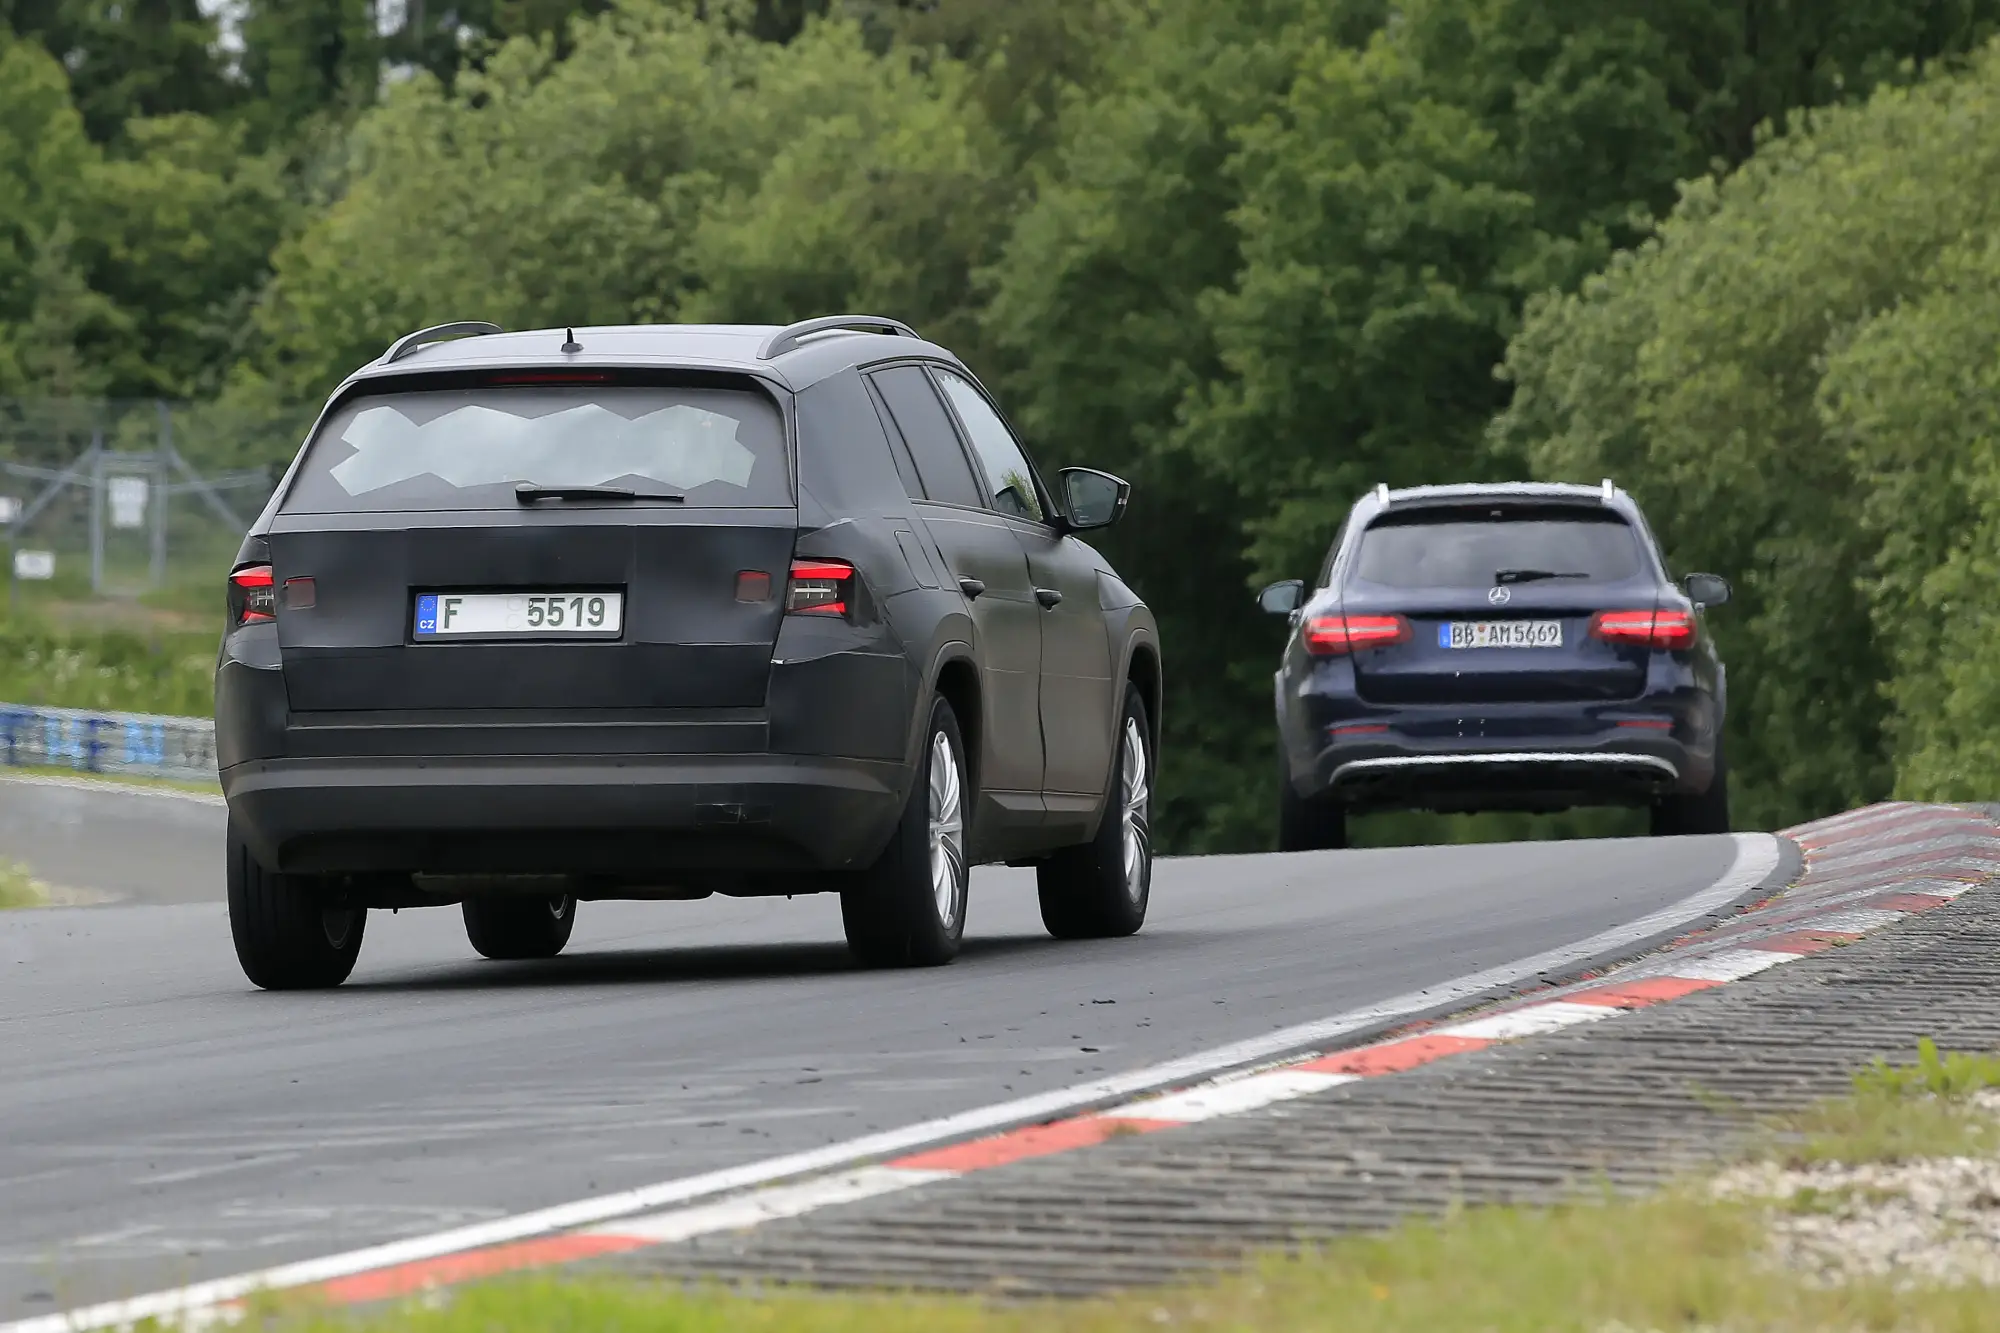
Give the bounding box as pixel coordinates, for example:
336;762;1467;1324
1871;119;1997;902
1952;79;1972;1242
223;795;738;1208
0;778;222;907
0;780;1743;1318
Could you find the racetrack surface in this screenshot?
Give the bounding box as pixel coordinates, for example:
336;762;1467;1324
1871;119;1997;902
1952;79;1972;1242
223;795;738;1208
0;778;221;908
0;788;1742;1319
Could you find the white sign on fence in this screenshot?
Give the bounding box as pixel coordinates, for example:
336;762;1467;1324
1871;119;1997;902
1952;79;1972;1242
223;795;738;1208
108;476;150;530
0;497;18;525
13;549;55;580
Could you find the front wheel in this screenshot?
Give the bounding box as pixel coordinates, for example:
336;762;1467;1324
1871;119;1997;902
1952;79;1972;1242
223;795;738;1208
227;821;365;990
463;893;577;960
1038;683;1153;939
841;697;970;967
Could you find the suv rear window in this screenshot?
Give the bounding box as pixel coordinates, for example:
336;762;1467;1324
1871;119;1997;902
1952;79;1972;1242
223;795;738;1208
1352;508;1645;588
282;385;791;513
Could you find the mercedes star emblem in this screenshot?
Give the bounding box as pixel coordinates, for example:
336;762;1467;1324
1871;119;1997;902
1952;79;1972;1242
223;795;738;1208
1488;585;1511;605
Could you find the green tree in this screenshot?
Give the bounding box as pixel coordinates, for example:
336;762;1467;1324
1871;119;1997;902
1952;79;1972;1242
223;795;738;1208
2;0;236;143
1495;42;2000;829
233;4;1004;405
981;0;1354;850
79;114;294;397
0;32;105;396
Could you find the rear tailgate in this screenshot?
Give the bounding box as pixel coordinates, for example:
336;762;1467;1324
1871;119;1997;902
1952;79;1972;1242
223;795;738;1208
268;375;797;712
1342;505;1656;705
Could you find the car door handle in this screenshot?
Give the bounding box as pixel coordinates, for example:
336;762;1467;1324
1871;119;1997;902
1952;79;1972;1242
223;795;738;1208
1035;587;1063;609
957;577;985;599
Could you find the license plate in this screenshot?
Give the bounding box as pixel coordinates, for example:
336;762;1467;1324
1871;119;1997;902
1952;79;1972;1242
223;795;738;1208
414;592;623;638
1440;620;1562;649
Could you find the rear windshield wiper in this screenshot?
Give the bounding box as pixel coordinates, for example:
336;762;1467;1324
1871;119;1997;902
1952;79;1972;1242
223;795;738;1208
1494;568;1590;584
515;483;685;504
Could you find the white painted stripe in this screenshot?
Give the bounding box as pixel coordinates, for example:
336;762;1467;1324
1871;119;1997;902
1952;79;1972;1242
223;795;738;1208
0;772;225;806
1799;907;1907;933
0;831;1782;1333
1438;1001;1617;1041
1124;1070;1357;1123
1651;947;1796;983
588;1167;952;1245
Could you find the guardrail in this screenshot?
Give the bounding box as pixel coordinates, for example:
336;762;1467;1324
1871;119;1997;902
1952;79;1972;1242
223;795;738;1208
0;703;216;783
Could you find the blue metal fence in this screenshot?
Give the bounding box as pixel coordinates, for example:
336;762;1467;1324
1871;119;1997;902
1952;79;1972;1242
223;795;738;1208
0;703;216;783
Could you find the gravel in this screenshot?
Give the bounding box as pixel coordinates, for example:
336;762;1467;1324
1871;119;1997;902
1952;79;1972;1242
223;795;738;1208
1715;1091;2000;1288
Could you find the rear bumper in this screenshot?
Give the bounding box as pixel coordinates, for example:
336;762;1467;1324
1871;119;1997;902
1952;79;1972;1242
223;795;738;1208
1317;744;1688;813
222;752;908;879
1279;672;1718;813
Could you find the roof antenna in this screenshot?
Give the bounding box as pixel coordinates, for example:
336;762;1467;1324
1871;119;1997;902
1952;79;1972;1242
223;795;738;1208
561;327;582;354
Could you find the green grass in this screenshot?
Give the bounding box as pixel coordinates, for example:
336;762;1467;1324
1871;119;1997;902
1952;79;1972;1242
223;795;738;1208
0;860;49;909
0;612;213;716
1768;1038;2000;1166
227;1044;2000;1333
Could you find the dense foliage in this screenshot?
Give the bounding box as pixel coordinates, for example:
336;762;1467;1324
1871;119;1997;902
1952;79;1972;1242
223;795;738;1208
1497;42;2000;823
7;0;2000;845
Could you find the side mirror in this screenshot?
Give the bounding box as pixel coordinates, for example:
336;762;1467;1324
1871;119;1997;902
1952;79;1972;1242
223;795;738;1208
1257;579;1305;615
1684;573;1731;608
1058;467;1129;531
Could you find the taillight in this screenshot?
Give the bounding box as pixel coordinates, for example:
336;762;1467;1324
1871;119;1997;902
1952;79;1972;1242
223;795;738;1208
228;564;276;626
1303;614;1410;655
1591;609;1695;650
786;559;854;616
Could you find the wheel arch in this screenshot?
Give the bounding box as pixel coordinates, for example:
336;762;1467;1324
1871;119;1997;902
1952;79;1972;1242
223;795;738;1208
926;643;982;799
1125;636;1163;753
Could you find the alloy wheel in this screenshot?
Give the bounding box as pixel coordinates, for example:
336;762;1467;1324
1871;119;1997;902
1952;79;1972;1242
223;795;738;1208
928;729;966;927
1120;715;1151;900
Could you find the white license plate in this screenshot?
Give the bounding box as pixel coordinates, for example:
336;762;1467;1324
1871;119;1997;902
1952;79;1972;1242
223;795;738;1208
414;592;623;638
1440;620;1562;649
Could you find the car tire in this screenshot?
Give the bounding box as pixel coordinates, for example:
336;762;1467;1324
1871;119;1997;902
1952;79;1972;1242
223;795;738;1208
1651;740;1730;837
841;696;969;968
1037;683;1153;940
463;893;577;960
1277;755;1347;851
227;820;365;990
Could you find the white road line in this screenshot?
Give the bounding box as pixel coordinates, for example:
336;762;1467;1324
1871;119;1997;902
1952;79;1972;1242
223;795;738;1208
1649;947;1796;983
1122;1070;1358;1123
592;1167;954;1245
0;832;1782;1333
1438;1001;1618;1041
1800;907;1908;934
0;773;225;806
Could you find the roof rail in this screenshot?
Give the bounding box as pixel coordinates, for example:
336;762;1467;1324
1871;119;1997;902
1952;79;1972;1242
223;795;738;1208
1374;483;1391;504
380;321;504;365
1601;477;1617;500
757;314;920;361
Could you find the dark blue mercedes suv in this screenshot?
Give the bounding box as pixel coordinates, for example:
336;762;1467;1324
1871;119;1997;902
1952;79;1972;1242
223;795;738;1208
1258;481;1732;849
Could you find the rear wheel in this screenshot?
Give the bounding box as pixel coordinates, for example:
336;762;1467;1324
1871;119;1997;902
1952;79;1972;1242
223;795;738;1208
227;822;365;990
841;697;969;968
1277;756;1347;851
1038;683;1153;940
1651;741;1730;837
463;893;577;960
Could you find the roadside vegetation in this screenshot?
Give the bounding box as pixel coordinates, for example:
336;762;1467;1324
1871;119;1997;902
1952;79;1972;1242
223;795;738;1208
10;2;2000;846
0;612;213;717
0;860;49;909
236;1043;2000;1333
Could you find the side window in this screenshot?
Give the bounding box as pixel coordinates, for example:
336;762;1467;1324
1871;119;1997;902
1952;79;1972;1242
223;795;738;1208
869;366;983;508
794;369;911;513
1318;516;1352;587
860;376;925;499
932;368;1045;523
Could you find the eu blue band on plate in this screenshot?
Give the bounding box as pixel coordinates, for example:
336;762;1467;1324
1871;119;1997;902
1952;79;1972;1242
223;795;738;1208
415;594;439;635
1438;624;1452;647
